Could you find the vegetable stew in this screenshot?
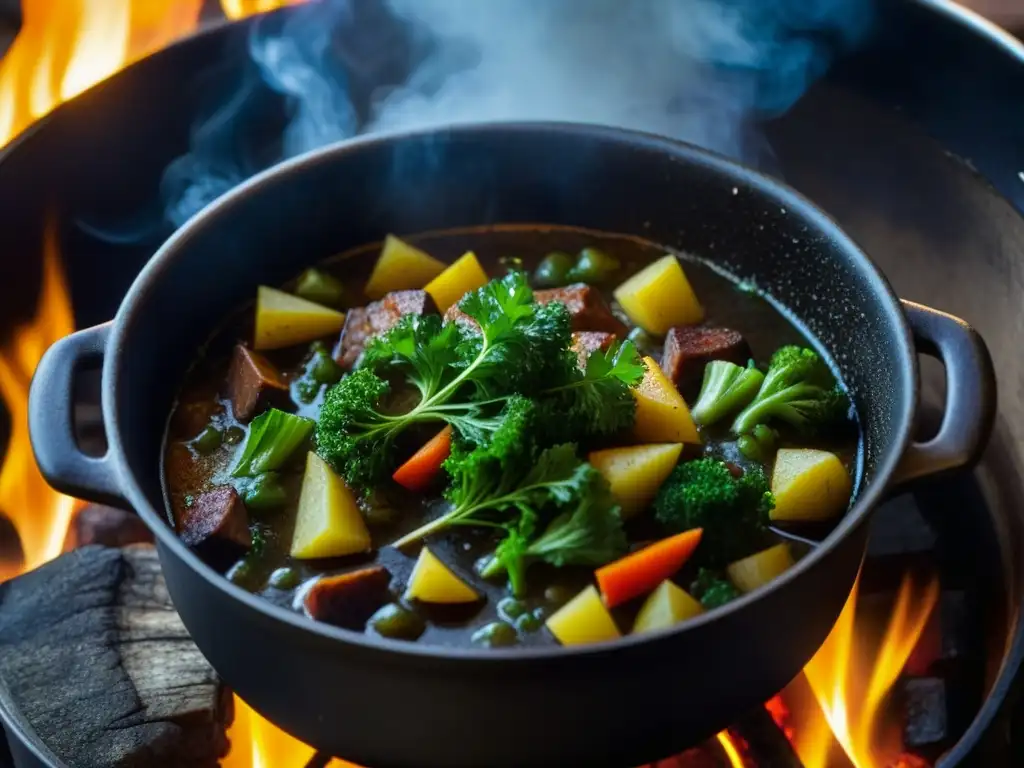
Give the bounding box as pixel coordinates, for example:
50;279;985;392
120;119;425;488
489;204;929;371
163;226;860;649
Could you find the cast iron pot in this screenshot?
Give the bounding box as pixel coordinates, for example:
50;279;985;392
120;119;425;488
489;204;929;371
27;123;995;768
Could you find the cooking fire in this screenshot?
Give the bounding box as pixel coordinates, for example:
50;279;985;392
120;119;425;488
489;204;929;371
0;1;1006;767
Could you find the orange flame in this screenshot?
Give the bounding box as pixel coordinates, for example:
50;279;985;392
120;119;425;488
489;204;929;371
716;731;747;767
0;226;79;582
221;0;307;22
794;573;940;768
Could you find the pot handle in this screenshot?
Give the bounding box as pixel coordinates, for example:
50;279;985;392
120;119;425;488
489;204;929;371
892;300;996;485
28;322;127;508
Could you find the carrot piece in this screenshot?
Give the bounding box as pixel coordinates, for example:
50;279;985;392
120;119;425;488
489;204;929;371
392;426;453;492
595;528;703;608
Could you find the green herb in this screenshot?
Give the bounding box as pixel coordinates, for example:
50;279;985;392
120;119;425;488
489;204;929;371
232;408;314;478
316;273;574;486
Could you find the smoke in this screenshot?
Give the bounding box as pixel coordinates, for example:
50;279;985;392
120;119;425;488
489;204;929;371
162;0;873;227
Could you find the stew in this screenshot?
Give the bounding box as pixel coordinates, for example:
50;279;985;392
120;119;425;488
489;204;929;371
163;226;859;649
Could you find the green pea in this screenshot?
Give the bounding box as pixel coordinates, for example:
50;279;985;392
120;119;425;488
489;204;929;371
224;426;245;445
295;268;350;309
532;252;574;288
627;326;656;351
226;559;254;587
243;472;288;510
515;612;543;632
268;567;301;590
471;621;518;648
191;425;223;455
543;584;576;606
369;604;426;641
498;597;528;620
567;247;620;284
308;342;343;386
499;255;524;272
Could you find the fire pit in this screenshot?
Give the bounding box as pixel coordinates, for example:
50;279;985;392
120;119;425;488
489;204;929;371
1;1;1023;766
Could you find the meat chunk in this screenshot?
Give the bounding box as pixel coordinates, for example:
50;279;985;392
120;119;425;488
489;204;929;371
443;303;479;331
227;344;289;422
571;331;617;369
534;283;627;335
177;487;250;552
304;566;392;630
335;290;439;368
661;326;750;400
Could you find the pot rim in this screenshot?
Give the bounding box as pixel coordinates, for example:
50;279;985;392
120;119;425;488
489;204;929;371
103;121;917;663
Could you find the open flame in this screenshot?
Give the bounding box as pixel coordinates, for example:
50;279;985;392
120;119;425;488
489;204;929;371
0;225;78;582
791;574;941;768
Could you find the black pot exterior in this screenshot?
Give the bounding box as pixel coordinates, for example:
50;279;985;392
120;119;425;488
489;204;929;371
28;124;995;766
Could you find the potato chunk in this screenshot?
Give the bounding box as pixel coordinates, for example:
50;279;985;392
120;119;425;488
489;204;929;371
545;585;621;646
588;443;682;519
771;448;852;522
613;255;704;334
632;580;704;635
404;547;480;604
632;356;700;445
727;543;795;593
254;286;345;351
290;453;372;559
424;251;489;312
364;235;447;299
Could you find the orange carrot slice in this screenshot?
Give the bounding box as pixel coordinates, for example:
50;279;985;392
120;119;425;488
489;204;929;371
596;528;703;608
392;426;453;492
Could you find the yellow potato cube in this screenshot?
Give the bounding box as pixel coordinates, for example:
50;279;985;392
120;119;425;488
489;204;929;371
588;443;683;519
545;585;621;646
404;547;480;604
424;251;489;312
727;544;795;593
290;453;372;559
632;357;701;445
771;448;852;522
613;255;704;334
632;580;704;635
364;234;446;299
254;286;345;351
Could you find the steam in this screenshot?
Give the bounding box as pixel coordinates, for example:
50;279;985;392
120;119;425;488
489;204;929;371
163;0;872;227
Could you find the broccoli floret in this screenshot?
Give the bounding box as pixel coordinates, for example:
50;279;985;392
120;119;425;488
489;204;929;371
691;360;764;426
731;345;851;437
692;568;741;609
652;458;774;566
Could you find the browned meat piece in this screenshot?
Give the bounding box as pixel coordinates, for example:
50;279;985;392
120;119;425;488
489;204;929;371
304;566;392;630
177;487;250;552
534;283;627;335
661;326;750;400
571;331;617;369
227;344;289;422
443;304;480;331
335;289;439;368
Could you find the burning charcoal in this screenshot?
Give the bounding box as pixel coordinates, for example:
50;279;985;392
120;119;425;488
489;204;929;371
902;677;948;747
866;494;937;559
63;504;153;551
534;283;628;335
336;289;439;368
304;566;392;630
660;326;750;400
227;344;289;422
176;487;250;553
571;331;616;368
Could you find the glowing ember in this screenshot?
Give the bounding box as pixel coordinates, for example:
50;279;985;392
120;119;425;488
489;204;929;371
0;225;79;582
716;731;747;767
795;573;940;768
